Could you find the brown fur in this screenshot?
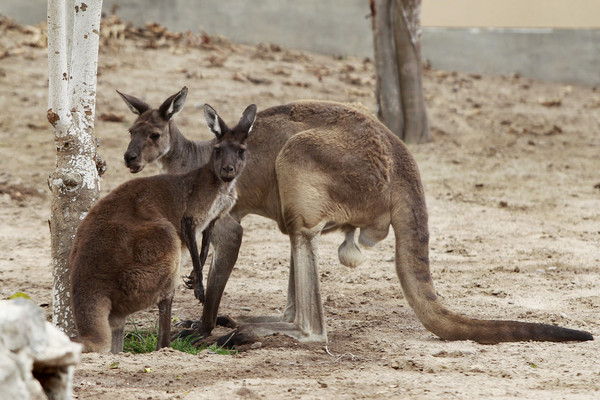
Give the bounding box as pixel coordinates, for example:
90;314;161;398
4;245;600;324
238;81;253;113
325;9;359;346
120;91;593;345
69;102;256;353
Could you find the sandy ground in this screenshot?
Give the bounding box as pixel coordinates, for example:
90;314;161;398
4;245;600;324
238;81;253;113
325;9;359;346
0;15;599;400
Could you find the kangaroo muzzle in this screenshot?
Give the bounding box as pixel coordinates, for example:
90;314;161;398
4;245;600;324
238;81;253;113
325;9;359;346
220;164;236;182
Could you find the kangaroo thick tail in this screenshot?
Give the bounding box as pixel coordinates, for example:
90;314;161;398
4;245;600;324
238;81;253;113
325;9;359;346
391;207;593;344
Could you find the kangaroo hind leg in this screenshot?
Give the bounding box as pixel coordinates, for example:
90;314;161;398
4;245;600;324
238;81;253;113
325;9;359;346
157;296;173;350
75;296;113;353
289;223;328;342
109;314;126;354
216;223;329;347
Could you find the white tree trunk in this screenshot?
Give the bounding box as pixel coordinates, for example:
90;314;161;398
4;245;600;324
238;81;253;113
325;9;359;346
47;0;103;336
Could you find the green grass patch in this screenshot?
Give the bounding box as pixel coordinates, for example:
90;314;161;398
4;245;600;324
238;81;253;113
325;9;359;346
123;319;237;355
123;320;158;354
170;334;202;355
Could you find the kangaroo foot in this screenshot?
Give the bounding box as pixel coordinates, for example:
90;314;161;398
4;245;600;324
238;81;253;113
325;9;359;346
216;321;327;347
216;329;258;348
174;319;198;329
172;315;238;343
215;315;238;328
174;315;237;330
171;329;204;344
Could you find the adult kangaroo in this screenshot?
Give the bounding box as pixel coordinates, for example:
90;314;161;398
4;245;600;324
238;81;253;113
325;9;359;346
69;101;256;353
119;88;593;345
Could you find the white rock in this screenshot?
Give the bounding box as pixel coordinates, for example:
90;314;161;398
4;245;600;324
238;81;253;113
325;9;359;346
0;299;81;400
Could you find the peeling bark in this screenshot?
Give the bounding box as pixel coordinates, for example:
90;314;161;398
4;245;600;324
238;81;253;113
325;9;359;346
47;0;103;337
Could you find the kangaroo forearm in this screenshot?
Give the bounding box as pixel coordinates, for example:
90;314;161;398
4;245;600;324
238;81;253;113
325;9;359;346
181;216;202;278
199;219;216;267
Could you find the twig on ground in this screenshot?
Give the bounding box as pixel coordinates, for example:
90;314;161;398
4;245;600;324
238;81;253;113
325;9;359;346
325;345;364;362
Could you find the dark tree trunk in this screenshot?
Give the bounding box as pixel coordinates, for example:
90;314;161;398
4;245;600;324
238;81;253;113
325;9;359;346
370;0;430;144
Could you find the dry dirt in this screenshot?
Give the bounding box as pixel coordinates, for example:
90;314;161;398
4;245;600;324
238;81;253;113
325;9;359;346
0;15;599;400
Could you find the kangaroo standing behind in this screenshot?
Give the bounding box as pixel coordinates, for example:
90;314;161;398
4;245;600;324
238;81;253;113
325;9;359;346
69;101;257;353
119;88;592;346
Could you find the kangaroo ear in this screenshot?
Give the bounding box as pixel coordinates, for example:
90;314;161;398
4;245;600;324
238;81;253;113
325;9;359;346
237;104;257;136
158;86;188;120
204;104;226;139
117;90;151;115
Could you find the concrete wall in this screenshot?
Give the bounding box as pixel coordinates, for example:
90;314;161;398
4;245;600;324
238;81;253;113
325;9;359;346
422;28;600;86
3;0;599;85
103;0;374;57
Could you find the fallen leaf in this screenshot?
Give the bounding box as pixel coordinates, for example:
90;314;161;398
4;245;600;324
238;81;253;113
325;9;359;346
232;72;245;82
206;55;227;67
246;75;272;85
99;113;125;122
8;292;32;300
544;125;563;136
539;98;562;107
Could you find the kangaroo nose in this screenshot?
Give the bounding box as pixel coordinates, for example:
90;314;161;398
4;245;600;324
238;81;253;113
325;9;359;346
222;165;234;173
124;152;138;164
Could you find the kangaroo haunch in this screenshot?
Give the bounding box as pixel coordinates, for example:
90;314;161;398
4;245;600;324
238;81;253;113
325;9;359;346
69;97;257;353
119;88;593;345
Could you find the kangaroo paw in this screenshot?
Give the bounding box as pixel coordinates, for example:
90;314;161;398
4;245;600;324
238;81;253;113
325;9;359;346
183;274;194;290
194;285;205;303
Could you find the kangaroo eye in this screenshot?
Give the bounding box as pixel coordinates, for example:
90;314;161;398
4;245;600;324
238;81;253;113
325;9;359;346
238;148;245;156
214;147;222;156
150;133;160;140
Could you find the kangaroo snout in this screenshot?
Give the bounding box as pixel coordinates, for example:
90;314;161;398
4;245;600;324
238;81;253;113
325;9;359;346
124;151;142;173
124;152;137;163
220;165;236;181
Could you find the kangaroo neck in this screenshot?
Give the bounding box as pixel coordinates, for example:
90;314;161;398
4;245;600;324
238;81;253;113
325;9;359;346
186;152;238;193
180;164;237;217
157;121;213;174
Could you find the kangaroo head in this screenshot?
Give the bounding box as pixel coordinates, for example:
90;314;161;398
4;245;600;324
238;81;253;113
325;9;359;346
204;103;257;183
118;86;188;173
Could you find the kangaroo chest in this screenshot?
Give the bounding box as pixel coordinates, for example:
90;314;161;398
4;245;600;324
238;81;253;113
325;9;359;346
204;184;237;227
178;184;237;271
